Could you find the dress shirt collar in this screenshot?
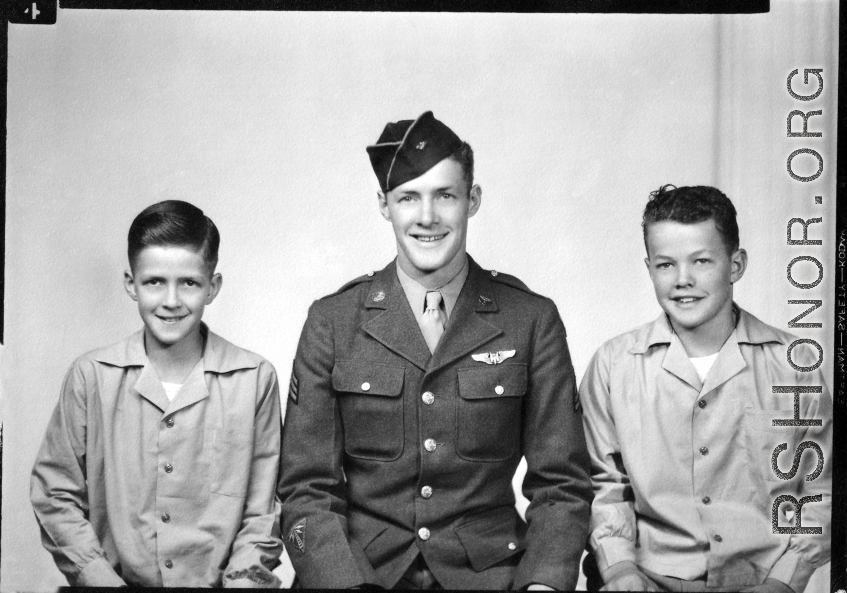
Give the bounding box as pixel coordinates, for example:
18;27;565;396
93;322;258;374
629;304;785;355
395;255;469;320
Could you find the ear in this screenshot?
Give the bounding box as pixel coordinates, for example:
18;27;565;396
467;184;482;218
729;248;748;284
377;191;391;221
123;270;138;301
206;273;223;305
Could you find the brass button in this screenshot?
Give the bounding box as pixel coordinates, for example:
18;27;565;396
361;382;371;392
424;439;437;452
508;542;517;550
699;447;709;456
165;417;175;428
422;392;435;405
164;559;173;569
714;534;722;543
418;527;431;541
164;463;173;473
698;400;707;409
494;385;505;395
162;513;170;523
702;496;711;505
421;486;433;499
491;270;499;277
367;271;375;277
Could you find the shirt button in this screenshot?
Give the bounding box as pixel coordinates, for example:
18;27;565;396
164;463;173;473
418;527;431;541
161;513;170;523
698;400;707;409
508;542;517;550
367;271;375;277
164;559;173;569
494;385;505;395
361;382;371;392
699;447;709;456
424;439;437;452
422;391;435;405
165;417;175;428
714;534;723;543
702;496;711;505
421;486;433;499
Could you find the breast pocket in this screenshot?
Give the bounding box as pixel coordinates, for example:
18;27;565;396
743;409;804;483
456;364;527;462
333;361;405;461
211;426;253;498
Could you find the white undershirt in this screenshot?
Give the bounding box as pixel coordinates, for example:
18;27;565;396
689;353;719;382
162;382;183;402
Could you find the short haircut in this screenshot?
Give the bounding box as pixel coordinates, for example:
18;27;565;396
128;200;220;272
642;184;740;254
447;141;474;188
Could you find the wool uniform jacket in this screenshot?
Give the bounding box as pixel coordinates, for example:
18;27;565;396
278;257;592;590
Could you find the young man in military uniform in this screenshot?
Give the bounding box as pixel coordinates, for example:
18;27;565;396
278;111;592;590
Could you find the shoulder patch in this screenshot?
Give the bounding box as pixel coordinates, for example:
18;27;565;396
320;273;375;300
288;361;299;405
487;270;539;296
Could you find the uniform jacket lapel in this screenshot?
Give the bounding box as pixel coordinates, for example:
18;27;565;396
427;258;503;374
362;261;432;371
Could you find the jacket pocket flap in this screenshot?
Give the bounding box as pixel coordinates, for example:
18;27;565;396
455;506;526;572
332;361;405;396
457;364;527;400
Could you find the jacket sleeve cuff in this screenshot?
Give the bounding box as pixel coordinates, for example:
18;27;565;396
593;537;637;573
768;549;817;593
74;556;126;587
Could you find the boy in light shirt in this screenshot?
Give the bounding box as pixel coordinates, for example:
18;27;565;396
580;185;831;592
31;200;283;586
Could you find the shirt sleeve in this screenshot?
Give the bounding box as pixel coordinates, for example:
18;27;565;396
222;362;285;588
29;361;126;586
276;306;380;588
578;342;639;574
513;301;594;591
767;344;832;593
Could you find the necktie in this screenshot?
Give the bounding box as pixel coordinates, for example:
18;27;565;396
421;291;445;354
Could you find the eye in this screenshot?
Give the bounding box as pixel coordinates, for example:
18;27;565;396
397;195;414;202
184;279;197;287
440;192;456;200
656;262;672;269
695;258;712;264
145;278;163;286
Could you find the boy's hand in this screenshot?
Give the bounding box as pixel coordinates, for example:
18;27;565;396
600;560;658;592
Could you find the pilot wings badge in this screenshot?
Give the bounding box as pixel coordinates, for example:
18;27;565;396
471;350;516;365
288;521;306;553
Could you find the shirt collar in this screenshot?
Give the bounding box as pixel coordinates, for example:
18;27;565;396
93;323;258;374
629;304;785;355
395;255;469;319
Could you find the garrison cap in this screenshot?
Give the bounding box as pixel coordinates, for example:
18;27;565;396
366;111;463;192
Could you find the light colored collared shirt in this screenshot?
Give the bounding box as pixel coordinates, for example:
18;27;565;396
396;255;469;327
31;324;283;587
580;307;831;592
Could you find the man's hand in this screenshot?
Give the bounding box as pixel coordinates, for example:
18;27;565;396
741;578;795;593
600;560;658;592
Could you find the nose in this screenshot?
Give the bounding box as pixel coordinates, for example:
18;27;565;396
674;264;694;288
163;284;182;308
418;196;438;227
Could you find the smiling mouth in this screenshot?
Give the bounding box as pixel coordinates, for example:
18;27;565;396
157;315;187;324
672;296;703;304
413;233;447;243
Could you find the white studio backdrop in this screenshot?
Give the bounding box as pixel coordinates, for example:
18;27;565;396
2;3;837;590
